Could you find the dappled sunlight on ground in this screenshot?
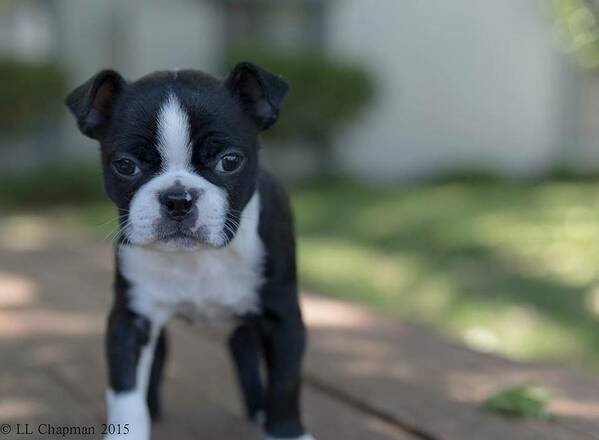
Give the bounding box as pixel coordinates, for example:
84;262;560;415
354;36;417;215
0;215;52;251
0;272;38;306
0;242;104;340
552;399;599;419
0;308;103;338
303;294;599;437
292;180;599;372
302;290;375;328
0;398;45;419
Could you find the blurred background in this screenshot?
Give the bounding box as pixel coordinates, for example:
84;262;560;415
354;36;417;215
2;0;599;377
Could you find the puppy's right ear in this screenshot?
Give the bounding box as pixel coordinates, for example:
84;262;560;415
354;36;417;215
65;70;126;140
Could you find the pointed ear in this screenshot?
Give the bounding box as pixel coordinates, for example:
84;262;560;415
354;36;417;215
225;62;288;131
65;69;126;140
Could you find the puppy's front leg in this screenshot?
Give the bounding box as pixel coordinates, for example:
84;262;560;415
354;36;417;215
105;307;163;440
260;303;314;440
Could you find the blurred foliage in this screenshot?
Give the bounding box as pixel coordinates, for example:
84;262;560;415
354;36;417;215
482;385;553;419
0;59;67;134
225;47;375;141
553;0;599;69
0;163;103;207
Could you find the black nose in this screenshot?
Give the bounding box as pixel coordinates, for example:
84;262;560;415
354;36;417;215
160;191;194;220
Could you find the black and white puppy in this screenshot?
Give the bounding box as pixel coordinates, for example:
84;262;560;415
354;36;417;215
65;64;313;440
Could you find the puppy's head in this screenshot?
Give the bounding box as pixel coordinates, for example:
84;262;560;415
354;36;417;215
66;64;287;250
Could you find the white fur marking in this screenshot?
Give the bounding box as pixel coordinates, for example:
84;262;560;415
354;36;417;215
121;193;264;324
156;93;191;171
126;169;228;247
125;92;231;248
105;322;164;440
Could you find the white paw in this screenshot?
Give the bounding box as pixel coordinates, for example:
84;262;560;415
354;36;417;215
105;390;150;440
264;435;316;440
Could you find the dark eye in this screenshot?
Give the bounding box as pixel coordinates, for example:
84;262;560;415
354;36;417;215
112;158;140;177
215;153;244;174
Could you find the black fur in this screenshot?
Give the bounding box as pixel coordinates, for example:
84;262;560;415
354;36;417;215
66;63;308;438
229;321;265;421
147;328;167;421
256;170;306;437
225;62;289;130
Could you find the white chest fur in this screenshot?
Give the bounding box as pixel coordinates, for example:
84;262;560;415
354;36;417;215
118;194;264;324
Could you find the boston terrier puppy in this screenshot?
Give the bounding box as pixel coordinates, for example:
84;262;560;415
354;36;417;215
65;63;313;440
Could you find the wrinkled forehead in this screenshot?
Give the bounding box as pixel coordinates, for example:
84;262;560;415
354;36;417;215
105;72;254;161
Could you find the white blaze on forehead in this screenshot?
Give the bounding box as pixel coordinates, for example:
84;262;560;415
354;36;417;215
127;92;231;249
156;93;191;171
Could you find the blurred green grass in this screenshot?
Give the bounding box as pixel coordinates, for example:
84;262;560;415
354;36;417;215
292;179;599;372
2;168;599;371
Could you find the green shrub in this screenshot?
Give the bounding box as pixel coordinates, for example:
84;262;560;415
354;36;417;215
0;59;67;134
225;47;375;142
0;163;104;207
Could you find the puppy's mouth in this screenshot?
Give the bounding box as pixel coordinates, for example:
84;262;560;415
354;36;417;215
154;222;208;247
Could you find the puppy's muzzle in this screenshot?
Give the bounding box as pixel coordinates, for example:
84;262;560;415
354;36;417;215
159;186;199;221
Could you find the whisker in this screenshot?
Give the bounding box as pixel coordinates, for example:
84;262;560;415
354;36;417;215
102;224;121;242
95;217;120;228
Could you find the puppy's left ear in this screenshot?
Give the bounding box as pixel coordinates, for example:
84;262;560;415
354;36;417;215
65;69;127;140
225;62;288;131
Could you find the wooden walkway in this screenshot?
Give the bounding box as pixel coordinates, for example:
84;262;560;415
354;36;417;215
0;228;598;439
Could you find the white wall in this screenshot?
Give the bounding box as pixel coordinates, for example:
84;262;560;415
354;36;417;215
326;0;578;182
